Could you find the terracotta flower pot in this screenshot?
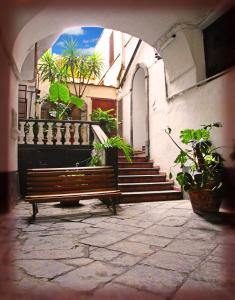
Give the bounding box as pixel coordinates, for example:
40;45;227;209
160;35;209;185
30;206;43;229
188;189;222;215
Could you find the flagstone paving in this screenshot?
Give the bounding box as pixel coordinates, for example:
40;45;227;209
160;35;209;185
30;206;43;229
3;199;235;299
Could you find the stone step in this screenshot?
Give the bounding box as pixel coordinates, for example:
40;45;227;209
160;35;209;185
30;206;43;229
118;162;153;168
118;174;167;183
120;190;182;203
118;181;174;192
118;156;148;163
118;167;160;175
133;150;145;154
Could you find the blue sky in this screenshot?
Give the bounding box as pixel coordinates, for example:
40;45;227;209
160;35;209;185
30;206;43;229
52;27;103;55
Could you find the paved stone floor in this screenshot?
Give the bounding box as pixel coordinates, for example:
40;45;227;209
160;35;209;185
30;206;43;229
2;199;235;299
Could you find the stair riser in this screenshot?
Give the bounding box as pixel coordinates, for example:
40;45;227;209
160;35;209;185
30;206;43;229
119;184;174;192
118;163;153;168
119;169;159;175
118;157;147;163
120;193;182;203
118;176;166;183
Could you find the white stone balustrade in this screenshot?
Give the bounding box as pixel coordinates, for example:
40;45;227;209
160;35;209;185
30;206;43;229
18;119;94;145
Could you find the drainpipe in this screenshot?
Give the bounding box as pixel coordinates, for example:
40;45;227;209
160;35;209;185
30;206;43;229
119;39;142;88
121;32;125;70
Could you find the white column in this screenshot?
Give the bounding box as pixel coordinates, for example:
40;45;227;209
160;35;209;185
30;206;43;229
64;123;71;145
56;122;62;145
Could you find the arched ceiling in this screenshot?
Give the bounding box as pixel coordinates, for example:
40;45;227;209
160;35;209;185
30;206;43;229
0;0;231;80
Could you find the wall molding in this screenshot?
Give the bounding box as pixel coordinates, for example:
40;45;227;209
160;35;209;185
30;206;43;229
130;63;150;158
0;171;21;214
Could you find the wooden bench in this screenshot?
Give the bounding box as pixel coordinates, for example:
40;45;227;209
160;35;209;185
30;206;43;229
24;166;121;219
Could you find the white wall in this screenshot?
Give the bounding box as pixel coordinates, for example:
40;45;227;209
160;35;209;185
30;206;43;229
120;41;157;145
96;29;140;87
158;25;206;97
120;39;235;187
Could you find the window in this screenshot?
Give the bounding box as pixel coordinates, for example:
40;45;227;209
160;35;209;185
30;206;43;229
203;6;235;77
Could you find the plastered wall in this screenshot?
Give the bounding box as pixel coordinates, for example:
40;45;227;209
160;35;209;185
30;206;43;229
120;37;235;184
0;41;18;172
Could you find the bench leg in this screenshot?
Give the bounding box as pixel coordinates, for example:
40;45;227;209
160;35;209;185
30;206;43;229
112;198;117;215
32;203;38;219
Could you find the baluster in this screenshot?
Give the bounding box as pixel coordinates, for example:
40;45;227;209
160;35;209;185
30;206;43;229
47;122;53;145
18;121;25;144
52;123;57;145
37;121;44;144
83;124;88;144
64;123;71;145
73;123;79;145
33;121;38;144
24;122;29;144
27;121;34;144
78;124;83;145
89;124;94;145
43;122;48;144
56;122;62;145
69;124;75;145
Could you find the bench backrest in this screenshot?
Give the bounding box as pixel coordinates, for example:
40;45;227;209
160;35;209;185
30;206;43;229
26;166;116;196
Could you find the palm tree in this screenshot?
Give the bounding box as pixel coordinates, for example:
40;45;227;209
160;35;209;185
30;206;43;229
62;38;80;97
62;37;104;98
38;50;67;84
78;52;104;97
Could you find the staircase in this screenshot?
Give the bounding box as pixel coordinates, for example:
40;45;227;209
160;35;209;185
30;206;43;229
118;151;182;203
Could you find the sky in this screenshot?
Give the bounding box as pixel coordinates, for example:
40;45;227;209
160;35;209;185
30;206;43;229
52;27;104;55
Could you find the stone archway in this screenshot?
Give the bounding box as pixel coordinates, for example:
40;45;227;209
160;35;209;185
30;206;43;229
130;63;150;157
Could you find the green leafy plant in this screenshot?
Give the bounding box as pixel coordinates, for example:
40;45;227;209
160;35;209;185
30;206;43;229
48;82;84;119
38;38;104;120
88;136;133;166
165;122;225;192
91;108;117;135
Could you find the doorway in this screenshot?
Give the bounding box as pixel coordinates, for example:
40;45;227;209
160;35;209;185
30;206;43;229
131;64;149;156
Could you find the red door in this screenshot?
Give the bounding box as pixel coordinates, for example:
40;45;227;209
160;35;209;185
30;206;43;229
91;98;117;136
92;98;117;117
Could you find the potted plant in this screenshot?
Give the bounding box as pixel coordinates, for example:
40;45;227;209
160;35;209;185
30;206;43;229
90;108;117;137
165;122;225;214
88;135;133;166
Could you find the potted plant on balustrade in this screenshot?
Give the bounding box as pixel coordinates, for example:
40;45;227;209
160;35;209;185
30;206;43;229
165;122;225;215
91;108;118;137
89;108;133;166
88;136;133;166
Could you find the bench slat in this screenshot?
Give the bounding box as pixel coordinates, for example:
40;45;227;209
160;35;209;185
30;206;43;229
25;190;121;203
27;174;114;183
27;169;113;177
27;166;112;172
27;184;115;194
